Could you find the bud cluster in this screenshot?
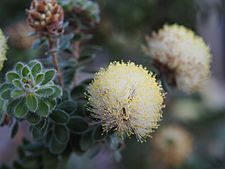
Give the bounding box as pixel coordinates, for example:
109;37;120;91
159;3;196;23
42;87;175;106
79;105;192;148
27;0;64;36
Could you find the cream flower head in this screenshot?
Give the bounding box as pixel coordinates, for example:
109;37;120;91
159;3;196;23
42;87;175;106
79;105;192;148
87;61;165;142
143;24;212;93
0;29;7;71
152;125;193;166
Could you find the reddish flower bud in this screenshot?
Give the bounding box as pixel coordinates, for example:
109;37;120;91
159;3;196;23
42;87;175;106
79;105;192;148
27;0;64;36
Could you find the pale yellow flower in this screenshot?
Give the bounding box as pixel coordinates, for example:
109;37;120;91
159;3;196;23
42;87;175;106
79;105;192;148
152;125;193;166
0;29;7;71
87;61;165;142
143;24;212;93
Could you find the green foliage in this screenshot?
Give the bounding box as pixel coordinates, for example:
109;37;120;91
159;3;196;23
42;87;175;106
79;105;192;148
0;60;62;121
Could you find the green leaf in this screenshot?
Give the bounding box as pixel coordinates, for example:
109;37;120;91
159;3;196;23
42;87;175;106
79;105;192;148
37;100;49;117
44;99;57;111
26;112;41;125
58;101;77;114
12;79;23;88
14;99;28;119
28;60;39;67
49;137;67;154
1;89;11;99
11;90;25;98
7;99;20;116
26;94;38;112
31;62;42;77
54;125;70;144
49;85;62;98
0;83;14;92
50;109;69;124
41;69;56;85
6;71;20;82
36;87;54;97
67;116;89;134
15;62;24;73
71;85;86;97
80;130;93;151
22;66;30;77
31;126;42;139
35;73;44;85
35;119;47;130
11;122;19;139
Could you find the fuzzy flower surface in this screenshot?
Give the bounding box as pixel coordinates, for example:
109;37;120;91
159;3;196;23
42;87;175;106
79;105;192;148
143;24;212;93
87;62;165;142
152;125;193;166
0;29;7;71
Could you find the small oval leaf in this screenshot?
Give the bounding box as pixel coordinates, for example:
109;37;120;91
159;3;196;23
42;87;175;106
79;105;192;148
22;66;30;77
42;69;56;85
26;94;38;112
67;116;89;134
6;71;20;82
14;99;28;119
50;109;69;124
35;73;44;85
49;137;67;154
54;125;70;144
37;100;49;117
15;62;24;73
31;62;42;77
26;112;41;125
36;87;54;97
49;85;62;98
11;90;25;98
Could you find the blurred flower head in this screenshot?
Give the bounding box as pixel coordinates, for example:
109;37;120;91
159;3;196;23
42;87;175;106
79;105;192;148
143;24;212;94
27;0;64;36
152;125;193;167
200;78;225;110
87;61;165;142
0;29;7;71
171;99;201;122
64;0;100;27
6;21;35;50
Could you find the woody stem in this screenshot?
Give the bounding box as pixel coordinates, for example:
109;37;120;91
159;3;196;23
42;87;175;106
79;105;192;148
48;37;64;87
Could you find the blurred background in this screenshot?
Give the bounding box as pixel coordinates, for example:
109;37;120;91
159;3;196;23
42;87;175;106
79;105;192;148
0;0;225;169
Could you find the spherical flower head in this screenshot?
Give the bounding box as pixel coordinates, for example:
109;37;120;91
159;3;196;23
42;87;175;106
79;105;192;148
0;29;7;71
152;125;193;166
143;24;212;94
87;61;165;142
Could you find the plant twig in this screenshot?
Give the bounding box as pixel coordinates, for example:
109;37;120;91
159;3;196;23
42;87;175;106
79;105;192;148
48;37;64;87
71;28;81;88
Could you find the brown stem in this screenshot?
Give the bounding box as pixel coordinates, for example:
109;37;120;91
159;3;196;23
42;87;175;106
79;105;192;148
48;37;64;87
71;28;81;88
72;28;81;60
